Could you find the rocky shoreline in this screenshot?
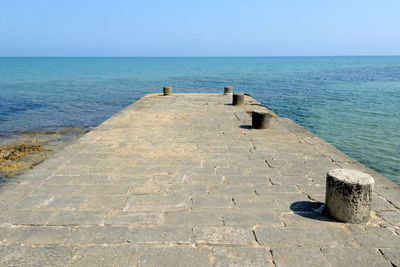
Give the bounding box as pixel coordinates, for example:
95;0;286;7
0;127;89;180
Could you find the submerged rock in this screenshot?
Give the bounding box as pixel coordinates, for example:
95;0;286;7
0;127;89;179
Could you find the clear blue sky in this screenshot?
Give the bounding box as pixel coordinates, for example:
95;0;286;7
1;0;399;56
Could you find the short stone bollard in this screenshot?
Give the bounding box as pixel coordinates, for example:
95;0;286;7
163;86;172;96
224;86;233;95
325;169;374;223
252;110;273;129
232;93;244;106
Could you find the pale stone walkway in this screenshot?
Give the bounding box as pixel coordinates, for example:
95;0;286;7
0;93;399;266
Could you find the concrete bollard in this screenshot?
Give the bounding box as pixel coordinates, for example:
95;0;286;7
232;93;244;106
325;169;374;223
163;86;172;96
252;110;273;129
224;86;233;95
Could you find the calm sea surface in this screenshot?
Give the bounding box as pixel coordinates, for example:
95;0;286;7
0;57;399;184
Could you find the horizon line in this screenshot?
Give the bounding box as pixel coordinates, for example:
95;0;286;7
1;55;400;58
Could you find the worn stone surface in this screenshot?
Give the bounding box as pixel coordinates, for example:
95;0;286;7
255;225;356;247
139;247;212;266
321;247;392;267
193;227;254;246
104;211;162;226
0;246;78;266
69;226;129;244
380;248;400;267
69;246;139;266
352;226;400;248
378;210;400;226
223;210;282;227
213;247;273;266
0;226;71;245
164;210;223;226
128;227;191;244
0;93;398;264
272;247;328;267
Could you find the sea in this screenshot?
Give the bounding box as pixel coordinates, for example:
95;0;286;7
0;57;399;184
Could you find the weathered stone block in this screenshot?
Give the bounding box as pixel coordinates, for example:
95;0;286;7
255;184;299;194
225;175;269;184
164;210;223;226
271;176;313;186
128;226;191;244
0;245;78;266
0;226;71;245
70;246;139;266
207;184;255;195
232;195;280;210
378;211;400;227
272;247;328;267
214;248;273;266
105;211;162;226
352;226;400;248
0;210;55;225
80;184;130;196
70;226;129;244
192;196;233;209
282;212;335;226
380;248;400;267
223;210;282;227
124;195;189;211
372;193;397;211
30;184;84;195
14;195;88;210
193;227;254;246
166;184;208;195
326;169;374;223
82;196;126;210
321;247;391;267
254;226;355;247
48;210;107;226
138;247;211;266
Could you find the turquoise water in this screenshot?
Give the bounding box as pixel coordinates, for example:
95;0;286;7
0;57;399;184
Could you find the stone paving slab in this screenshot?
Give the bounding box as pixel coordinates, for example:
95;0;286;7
0;93;399;266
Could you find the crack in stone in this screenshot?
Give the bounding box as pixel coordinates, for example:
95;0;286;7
269;177;277;186
250;139;256;150
378;248;397;267
269;249;277;267
252;230;262;247
252;185;259;195
319;247;331;267
264;160;272;168
189;197;193;210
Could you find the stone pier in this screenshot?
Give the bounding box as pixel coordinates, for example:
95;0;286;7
0;93;399;266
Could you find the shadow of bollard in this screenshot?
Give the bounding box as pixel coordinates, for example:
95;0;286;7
289;201;336;223
239;125;252;130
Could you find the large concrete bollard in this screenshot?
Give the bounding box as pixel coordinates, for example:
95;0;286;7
232;93;244;106
163;86;172;96
224;86;233;95
252;110;273;129
325;169;374;223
